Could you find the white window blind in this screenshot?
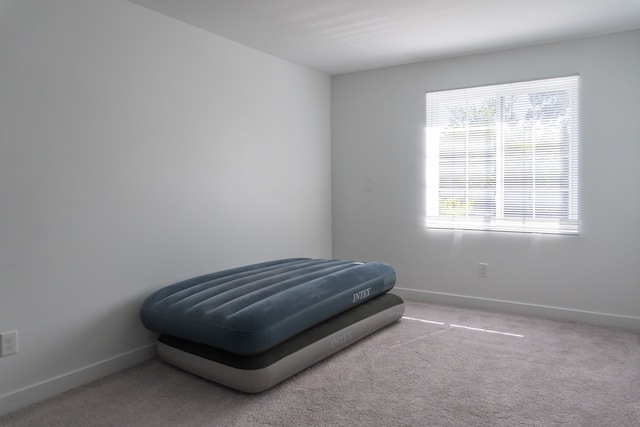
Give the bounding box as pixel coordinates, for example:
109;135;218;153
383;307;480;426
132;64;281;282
425;76;579;234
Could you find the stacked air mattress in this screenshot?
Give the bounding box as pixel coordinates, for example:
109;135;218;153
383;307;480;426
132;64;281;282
140;258;404;392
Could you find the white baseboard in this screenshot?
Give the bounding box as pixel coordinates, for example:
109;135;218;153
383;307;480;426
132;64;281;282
0;344;157;417
391;288;640;332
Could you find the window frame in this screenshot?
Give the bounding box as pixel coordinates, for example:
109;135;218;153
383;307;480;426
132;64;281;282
425;76;580;235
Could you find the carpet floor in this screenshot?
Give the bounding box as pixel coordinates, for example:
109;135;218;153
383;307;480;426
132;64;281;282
2;300;639;426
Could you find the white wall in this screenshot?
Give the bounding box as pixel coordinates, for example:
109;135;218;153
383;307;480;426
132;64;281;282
0;0;331;414
332;30;640;329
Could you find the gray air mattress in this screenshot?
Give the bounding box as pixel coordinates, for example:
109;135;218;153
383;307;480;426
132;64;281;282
140;258;397;355
157;293;404;393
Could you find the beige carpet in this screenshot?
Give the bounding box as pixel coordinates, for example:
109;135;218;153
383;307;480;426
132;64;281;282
2;300;639;426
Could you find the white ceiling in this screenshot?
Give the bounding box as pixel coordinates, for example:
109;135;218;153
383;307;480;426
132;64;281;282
127;0;640;75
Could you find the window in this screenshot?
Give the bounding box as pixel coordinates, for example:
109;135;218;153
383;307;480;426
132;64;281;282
425;76;579;234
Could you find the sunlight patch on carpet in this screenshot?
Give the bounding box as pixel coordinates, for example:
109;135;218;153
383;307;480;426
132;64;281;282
401;316;524;338
449;324;524;338
389;326;453;349
401;316;445;325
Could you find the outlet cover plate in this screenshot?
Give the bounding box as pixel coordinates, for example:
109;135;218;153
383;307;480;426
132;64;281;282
1;330;18;356
479;263;489;278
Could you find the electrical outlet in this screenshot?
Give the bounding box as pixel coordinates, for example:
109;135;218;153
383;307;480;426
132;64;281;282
479;263;489;278
1;330;18;356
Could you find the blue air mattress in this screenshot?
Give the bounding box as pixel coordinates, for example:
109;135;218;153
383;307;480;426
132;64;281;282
157;293;404;393
140;258;397;355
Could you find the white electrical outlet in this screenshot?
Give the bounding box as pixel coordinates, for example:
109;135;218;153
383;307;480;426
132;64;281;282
479;263;489;278
1;330;18;356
